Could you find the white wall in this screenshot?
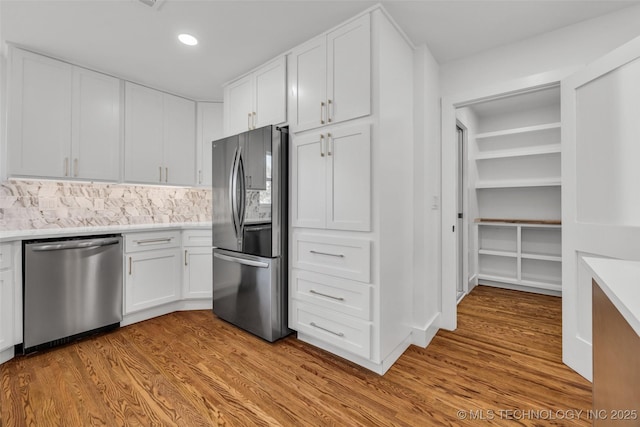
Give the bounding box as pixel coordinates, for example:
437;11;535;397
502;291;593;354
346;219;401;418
412;44;441;344
440;3;640;97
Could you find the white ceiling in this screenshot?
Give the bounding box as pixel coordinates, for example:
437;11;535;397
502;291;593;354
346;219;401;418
1;0;638;101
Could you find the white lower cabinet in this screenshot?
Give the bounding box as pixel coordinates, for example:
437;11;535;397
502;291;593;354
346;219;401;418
290;232;374;361
124;232;182;314
0;244;15;359
291;300;371;359
182;230;213;300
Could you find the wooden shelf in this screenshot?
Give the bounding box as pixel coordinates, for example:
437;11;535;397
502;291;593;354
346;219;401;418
476;218;561;225
477;275;562;293
476;144;561;160
475;178;561;189
475;122;561;140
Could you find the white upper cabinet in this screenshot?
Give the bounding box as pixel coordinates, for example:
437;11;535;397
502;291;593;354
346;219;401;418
196;102;223;186
224;56;286;136
8;47;120;180
163;93;196;185
289;14;371;133
72;67;121;180
292;123;371;231
124;82;196;186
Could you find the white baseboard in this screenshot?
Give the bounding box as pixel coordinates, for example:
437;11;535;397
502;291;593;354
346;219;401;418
122;298;212;327
0;347;14;364
411;312;441;347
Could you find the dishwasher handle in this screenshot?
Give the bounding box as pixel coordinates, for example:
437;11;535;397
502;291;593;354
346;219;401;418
30;237;121;252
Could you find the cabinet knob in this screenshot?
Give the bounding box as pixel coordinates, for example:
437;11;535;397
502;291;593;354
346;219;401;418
320;102;325;125
327;99;333;123
159;166;162;182
320;134;325;157
74;158;79;177
64;158;69;177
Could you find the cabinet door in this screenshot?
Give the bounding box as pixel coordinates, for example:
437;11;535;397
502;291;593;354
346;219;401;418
8;48;72;177
326;124;371;231
183;247;213;299
241;126;267;190
72;67;121;181
327;14;371;125
196;102;223;186
254;57;286;128
289;35;327;133
124;82;164;183
125;249;181;314
291;132;327;228
224;76;253;136
163;93;196;185
0;269;14;352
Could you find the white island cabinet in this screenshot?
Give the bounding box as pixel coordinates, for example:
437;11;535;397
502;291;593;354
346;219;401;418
124;231;182;322
8;47;120;181
287;8;414;374
124;82;196;186
223;56;286;136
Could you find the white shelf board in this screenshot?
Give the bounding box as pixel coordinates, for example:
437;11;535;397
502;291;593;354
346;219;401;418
476;144;561;160
477;273;518;284
521;252;562;262
479;249;518;258
475;122;561;140
475;178;561;189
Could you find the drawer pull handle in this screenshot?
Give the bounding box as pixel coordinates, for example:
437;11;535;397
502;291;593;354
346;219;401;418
134;238;172;245
310;250;344;258
310;289;344;301
310;322;344;337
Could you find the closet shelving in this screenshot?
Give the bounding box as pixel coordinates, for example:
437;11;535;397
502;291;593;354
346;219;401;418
469;86;562;294
477;220;561;292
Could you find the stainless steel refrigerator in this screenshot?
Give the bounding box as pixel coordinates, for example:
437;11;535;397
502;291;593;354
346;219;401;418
211;125;290;342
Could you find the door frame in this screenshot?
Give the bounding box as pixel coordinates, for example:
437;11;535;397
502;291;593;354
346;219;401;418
440;68;576;331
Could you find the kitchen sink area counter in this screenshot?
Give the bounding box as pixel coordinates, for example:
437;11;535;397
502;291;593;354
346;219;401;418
0;222;213;365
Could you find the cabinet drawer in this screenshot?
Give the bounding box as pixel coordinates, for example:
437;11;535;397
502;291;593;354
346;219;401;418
291;269;371;320
0;244;13;270
125;231;181;252
292;300;371;359
182;229;212;247
292;233;370;282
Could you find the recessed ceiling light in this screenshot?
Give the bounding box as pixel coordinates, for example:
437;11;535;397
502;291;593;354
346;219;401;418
178;34;198;46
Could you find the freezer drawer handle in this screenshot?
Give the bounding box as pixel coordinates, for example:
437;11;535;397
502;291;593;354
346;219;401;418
309;289;344;301
214;252;269;268
309;250;344;258
310;322;344;337
31;237;120;252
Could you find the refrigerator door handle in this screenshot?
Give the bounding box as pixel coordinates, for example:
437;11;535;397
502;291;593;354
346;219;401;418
237;152;247;231
229;147;240;238
213;252;269;268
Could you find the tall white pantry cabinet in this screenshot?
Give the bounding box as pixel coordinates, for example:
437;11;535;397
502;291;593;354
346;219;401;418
287;9;414;374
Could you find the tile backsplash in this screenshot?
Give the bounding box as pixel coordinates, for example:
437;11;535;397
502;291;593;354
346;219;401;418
0;180;212;230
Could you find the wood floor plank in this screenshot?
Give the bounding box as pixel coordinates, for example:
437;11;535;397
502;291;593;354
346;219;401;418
1;286;592;426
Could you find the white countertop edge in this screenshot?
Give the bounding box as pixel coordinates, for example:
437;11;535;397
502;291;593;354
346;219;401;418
582;256;640;337
0;222;213;242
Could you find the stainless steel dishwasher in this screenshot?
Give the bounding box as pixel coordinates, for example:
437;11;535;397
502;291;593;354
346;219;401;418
22;235;123;354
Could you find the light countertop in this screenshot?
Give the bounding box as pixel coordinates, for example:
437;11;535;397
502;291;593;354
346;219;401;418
582;257;640;337
0;222;212;242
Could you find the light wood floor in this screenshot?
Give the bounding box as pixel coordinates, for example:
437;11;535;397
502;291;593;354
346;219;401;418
1;286;592;426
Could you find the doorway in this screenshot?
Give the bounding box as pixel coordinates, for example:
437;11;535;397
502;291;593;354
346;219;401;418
456;124;466;302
